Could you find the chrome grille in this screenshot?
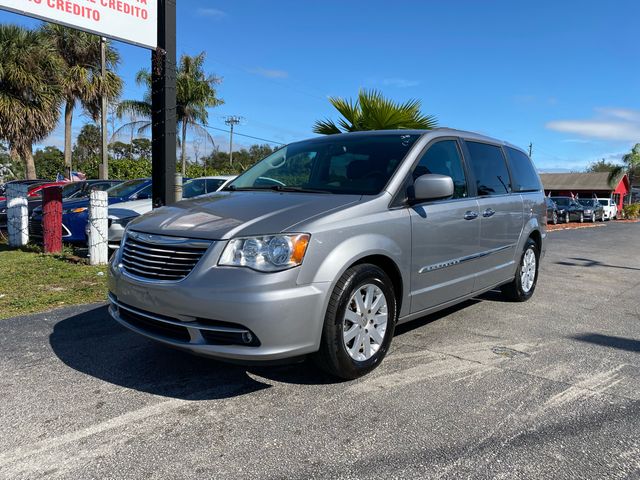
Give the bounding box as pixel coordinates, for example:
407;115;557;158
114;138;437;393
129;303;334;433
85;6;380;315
121;231;212;281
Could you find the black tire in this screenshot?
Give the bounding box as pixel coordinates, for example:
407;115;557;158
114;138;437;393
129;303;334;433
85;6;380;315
591;212;596;223
552;212;558;225
501;238;540;302
579;212;584;223
313;264;397;380
565;212;571;223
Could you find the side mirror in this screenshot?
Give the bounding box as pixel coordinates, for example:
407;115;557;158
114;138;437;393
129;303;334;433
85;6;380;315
411;174;454;203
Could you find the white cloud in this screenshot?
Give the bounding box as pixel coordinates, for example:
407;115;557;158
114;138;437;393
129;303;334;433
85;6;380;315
595;107;640;122
249;67;289;79
381;78;420;88
197;8;226;18
546;107;640;141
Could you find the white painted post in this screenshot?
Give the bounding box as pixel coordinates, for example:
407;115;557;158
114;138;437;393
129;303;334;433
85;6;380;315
7;183;29;247
174;173;183;202
88;190;109;265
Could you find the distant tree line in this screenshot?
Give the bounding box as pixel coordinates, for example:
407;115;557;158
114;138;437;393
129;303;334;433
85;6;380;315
1;123;276;181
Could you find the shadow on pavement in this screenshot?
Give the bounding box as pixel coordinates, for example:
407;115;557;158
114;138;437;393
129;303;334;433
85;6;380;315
571;333;640;353
395;299;482;336
49;306;339;400
556;257;640;272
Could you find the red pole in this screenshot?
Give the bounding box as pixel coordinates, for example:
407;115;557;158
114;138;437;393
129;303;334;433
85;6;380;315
42;186;62;254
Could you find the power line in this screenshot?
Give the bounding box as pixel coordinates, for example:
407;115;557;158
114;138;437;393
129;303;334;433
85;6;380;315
199;122;286;146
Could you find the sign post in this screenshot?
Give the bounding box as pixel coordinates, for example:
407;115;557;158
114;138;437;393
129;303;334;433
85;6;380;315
151;0;177;207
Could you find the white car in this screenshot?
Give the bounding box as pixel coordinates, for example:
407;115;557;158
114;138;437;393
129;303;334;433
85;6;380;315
106;176;236;249
597;198;618;220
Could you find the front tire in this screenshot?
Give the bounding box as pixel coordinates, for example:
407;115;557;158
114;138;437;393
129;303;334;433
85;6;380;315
501;238;539;302
552;212;558;225
314;264;397;380
579;212;584;223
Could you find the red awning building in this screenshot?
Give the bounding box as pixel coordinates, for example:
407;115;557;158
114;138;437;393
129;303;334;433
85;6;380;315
540;172;631;212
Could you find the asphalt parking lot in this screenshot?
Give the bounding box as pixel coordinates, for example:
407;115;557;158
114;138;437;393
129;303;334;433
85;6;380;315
1;222;639;479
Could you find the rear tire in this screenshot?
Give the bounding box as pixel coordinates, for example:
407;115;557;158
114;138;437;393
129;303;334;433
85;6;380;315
314;264;397;380
565;212;571;223
501;238;539;302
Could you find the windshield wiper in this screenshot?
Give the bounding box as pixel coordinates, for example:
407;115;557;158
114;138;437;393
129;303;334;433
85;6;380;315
224;185;331;194
266;185;332;194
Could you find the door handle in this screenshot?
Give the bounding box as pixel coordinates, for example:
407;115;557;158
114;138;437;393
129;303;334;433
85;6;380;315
483;208;496;217
464;211;478;220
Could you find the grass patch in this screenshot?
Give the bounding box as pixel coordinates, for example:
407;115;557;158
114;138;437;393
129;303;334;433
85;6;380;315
0;242;107;319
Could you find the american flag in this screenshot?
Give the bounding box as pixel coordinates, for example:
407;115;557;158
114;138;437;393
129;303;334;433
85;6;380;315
56;171;87;182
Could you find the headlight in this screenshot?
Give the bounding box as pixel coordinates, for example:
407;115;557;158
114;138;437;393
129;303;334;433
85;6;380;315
63;207;88;214
585;209;592;214
219;234;310;272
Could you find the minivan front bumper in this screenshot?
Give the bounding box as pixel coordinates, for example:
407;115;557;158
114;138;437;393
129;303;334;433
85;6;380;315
108;246;330;362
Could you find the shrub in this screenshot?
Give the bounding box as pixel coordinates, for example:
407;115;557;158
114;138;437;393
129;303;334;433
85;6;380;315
622;203;640;219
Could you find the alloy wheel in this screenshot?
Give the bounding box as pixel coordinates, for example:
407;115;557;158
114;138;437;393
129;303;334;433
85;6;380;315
520;248;536;293
343;284;388;361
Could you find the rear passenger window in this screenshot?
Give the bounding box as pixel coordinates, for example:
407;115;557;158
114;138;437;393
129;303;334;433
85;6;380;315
465;141;511;196
505;147;541;192
413;140;467;199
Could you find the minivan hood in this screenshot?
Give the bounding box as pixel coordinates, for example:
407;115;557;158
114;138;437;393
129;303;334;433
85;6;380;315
127;191;361;240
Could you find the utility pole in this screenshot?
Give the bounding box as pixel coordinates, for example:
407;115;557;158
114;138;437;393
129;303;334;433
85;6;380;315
224;116;242;167
151;0;177;207
528;142;533;157
100;37;108;179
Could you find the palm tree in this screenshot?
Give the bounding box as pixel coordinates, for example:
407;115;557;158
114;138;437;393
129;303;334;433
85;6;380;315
116;52;224;175
609;143;640;205
42;24;122;176
0;25;62;179
313;89;438;135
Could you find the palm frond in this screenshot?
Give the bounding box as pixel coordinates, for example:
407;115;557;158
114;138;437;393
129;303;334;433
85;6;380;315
313;119;342;135
315;88;437;135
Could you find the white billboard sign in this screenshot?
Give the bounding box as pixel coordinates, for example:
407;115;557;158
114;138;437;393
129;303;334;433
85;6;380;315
0;0;157;49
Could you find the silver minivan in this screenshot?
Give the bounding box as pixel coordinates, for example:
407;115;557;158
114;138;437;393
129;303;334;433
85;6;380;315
108;129;546;379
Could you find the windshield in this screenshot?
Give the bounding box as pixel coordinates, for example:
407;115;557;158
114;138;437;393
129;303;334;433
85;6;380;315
62;182;85;198
107;179;147;198
552;197;570;206
577;199;594;206
227;134;420;195
598;199;609;206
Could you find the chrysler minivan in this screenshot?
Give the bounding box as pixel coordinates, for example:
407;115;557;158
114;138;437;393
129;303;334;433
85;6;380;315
108;129;546;379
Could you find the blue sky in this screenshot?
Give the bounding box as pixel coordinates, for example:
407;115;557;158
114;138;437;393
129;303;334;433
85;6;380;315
2;0;639;171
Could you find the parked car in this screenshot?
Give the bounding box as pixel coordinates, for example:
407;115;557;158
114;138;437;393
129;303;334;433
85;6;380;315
550;196;585;223
545;198;559;224
0;179;52;201
182;176;236;198
577;198;605;222
31;178;151;243
0;181;66;228
598;198;618;220
108;129;546;379
105;176;236;250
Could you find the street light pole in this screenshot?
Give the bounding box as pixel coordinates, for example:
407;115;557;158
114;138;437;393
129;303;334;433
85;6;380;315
100;36;108;179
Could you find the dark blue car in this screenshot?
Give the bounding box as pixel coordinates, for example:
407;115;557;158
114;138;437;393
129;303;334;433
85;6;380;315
31;178;151;243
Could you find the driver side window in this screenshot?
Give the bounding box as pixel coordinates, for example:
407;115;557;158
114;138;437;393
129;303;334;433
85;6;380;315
413;140;468;199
